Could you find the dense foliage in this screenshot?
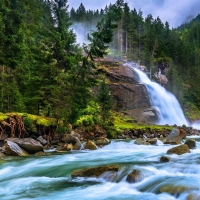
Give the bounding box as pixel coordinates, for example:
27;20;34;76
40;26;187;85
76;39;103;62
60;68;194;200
0;0;124;128
0;0;200;126
70;3;200;118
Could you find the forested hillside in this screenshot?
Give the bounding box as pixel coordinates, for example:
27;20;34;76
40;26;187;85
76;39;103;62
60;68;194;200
0;0;200;129
0;0;124;132
71;3;200;119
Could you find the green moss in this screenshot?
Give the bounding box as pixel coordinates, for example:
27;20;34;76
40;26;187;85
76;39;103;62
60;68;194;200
113;113;173;131
0;112;57;127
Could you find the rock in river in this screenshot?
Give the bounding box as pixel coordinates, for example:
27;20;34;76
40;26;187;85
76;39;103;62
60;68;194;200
167;144;190;155
71;164;120;178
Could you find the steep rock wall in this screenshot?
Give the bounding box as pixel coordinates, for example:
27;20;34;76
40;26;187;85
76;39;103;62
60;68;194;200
105;64;158;123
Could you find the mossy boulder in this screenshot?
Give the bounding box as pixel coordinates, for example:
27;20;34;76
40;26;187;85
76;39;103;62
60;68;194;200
126;169;144;183
167;144;190;155
184;139;196;149
71;164;120;178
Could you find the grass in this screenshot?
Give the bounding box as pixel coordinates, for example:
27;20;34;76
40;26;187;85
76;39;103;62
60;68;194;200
113;113;173;131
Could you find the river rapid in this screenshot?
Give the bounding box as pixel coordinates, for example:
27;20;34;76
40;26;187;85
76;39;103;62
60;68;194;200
1;138;200;200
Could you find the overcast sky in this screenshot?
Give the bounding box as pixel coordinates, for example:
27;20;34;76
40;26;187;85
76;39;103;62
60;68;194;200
68;0;200;28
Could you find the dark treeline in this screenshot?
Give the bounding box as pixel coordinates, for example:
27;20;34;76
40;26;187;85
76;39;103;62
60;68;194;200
0;0;124;130
71;3;200;118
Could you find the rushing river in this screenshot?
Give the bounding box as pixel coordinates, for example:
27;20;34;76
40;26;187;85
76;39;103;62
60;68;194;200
1;139;200;200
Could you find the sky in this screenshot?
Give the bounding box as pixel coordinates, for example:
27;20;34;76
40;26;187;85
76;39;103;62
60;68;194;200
68;0;200;28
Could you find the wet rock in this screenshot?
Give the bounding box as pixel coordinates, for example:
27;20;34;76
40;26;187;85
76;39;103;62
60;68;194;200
61;133;81;150
159;185;197;195
146;138;157;145
37;136;47;146
50;140;59;145
14;138;43;154
71;164;120;178
73;140;81;150
160;156;170;162
126;169;144;183
164;128;187;144
3;141;29;156
134;138;150;145
187;193;200;200
184;139;196;149
167;144;190;155
99;171;118;182
84;140;97;150
95;138;111;146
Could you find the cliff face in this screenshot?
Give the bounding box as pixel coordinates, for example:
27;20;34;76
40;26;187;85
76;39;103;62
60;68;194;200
105;64;158;123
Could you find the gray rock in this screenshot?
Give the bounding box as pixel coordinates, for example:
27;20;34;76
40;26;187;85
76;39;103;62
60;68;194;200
37;136;47;146
3;141;29;156
14;138;43;154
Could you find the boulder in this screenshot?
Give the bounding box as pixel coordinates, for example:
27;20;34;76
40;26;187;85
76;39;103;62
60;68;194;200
134;138;150;145
95;138;111;146
3;141;29;156
160;156;170;162
71;164;120;178
184;139;196;149
37;136;47;146
126;169;144;183
167;144;190;155
159;185;197;195
164;128;187;144
84;140;97;150
61;133;81;150
73;140;81;150
14;138;43;154
146;138;157;145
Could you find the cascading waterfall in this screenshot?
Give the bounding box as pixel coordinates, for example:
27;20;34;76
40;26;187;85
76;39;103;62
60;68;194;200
128;64;189;126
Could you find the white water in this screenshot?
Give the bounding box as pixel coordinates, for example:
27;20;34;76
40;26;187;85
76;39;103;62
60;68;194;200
1;139;200;200
129;66;188;126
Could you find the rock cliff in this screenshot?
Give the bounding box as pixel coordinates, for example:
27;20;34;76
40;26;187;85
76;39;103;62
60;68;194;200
101;61;158;123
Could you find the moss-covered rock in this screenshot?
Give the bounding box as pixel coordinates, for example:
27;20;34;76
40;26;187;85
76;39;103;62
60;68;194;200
167;144;190;155
71;164;120;178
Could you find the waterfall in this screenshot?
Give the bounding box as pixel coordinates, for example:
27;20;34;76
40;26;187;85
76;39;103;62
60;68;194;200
130;66;189;126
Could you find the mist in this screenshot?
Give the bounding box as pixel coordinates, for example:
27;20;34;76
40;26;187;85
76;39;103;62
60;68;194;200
68;0;200;28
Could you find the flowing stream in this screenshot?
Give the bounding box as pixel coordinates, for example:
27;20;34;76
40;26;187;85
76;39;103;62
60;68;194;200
1;139;200;200
1;64;200;199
